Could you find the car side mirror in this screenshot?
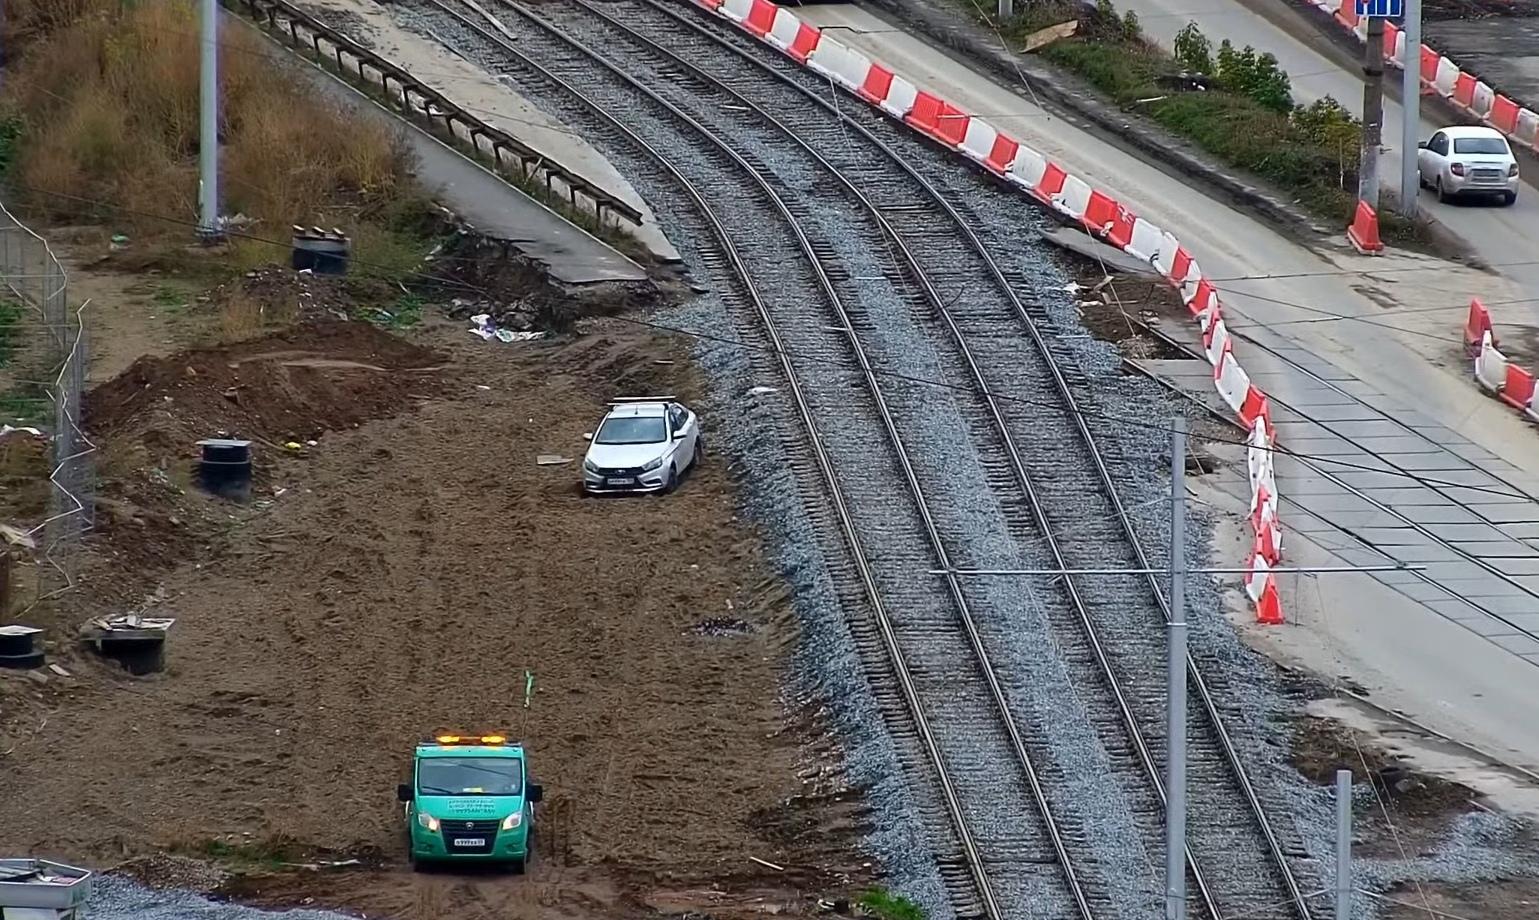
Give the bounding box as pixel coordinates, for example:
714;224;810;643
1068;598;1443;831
582;432;592;442
1418;141;1428;149
528;783;544;803
672;430;685;440
397;783;413;803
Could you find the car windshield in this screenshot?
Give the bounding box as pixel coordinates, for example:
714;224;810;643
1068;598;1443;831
595;415;667;445
1453;137;1509;155
417;757;523;796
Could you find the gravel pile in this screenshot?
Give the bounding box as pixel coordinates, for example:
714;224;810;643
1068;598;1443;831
86;876;352;920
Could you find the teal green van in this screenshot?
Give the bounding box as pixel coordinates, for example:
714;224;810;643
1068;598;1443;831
397;735;544;871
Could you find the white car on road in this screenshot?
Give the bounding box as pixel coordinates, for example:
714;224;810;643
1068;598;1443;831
582;398;702;494
1418;126;1519;206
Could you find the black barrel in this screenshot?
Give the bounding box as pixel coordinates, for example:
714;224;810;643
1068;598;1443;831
290;227;351;276
0;625;42;669
196;438;252;502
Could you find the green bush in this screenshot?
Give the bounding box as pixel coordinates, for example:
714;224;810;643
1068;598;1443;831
1215;40;1294;113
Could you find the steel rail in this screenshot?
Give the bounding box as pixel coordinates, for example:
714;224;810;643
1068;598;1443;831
440;1;1107;916
603;9;1311;920
537;3;1312;919
410;1;1044;917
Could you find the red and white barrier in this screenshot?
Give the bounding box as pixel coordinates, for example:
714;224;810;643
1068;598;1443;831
683;0;1291;624
1469;303;1539;423
1317;0;1539;157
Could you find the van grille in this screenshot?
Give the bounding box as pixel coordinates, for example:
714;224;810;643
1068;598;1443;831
441;820;499;853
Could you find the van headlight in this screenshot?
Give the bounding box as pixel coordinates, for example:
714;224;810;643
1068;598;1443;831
642;456;664;471
417;811;440;832
501;811;522;830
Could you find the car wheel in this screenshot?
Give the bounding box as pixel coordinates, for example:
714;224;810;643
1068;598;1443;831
1502;191;1517;206
663;464;678;495
510;856;526;874
693;436;705;469
1436;178;1450;203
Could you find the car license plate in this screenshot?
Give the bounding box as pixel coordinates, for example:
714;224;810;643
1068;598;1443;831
453;837;485;847
608;477;635;486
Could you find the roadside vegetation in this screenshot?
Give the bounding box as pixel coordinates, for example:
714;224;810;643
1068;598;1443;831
976;0;1424;241
0;0;441;324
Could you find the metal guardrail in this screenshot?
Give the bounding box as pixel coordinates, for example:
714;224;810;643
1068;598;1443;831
230;0;645;229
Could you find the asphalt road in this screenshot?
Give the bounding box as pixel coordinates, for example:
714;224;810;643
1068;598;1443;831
1124;0;1539;311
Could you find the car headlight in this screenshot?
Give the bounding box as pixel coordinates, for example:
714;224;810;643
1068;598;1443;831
501;811;522;830
583;459;598;474
1511;164;1521;178
642;456;664;472
417;811;440;832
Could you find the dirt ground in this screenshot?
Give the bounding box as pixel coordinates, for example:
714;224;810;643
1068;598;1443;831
1291;714;1485;859
0;253;871;919
1381;874;1539;919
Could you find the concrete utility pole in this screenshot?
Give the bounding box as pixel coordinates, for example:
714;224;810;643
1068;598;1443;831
999;0;1014;19
1165;416;1189;920
1335;769;1353;920
1359;15;1386;208
1399;0;1424;217
198;0;222;241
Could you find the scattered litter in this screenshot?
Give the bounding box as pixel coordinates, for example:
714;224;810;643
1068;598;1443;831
474;385;492;391
1061;281;1081;294
305;440;318;447
0;524;37;550
47;663;69;678
470;313;545;343
535;455;572;466
748;855;784;872
653;359;675;365
0;424;45;440
274;488;288;498
284;441;303;451
690;617;755;637
277;858;362;871
747;386;779;396
110;233;130;250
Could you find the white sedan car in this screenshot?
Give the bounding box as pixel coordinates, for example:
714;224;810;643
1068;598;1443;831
1417;125;1519;205
581;398;702;494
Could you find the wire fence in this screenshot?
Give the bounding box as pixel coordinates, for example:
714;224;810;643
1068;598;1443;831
0;200;93;600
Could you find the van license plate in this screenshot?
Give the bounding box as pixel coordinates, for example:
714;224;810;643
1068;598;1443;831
453;838;485;847
608;478;635;486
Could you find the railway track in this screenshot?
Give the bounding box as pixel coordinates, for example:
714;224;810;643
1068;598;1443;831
392;1;1318;917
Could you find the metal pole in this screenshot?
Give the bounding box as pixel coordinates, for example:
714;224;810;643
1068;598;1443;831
1335;769;1353;920
198;0;222;240
1359;15;1386;209
1165;416;1188;920
1399;0;1423;217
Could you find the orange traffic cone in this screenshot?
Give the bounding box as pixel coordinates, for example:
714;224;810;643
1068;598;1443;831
1256;578;1285;625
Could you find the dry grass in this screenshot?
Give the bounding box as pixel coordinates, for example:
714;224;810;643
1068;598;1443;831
2;0;413;238
218;289;298;344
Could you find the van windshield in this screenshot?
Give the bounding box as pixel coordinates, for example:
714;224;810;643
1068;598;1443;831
417;757;523;796
1453;137;1509;155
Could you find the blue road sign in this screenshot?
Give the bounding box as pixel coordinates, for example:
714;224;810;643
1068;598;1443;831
1354;0;1402;16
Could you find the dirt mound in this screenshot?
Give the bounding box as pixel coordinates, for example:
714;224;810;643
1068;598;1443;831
84;321;445;445
430;235;663;331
